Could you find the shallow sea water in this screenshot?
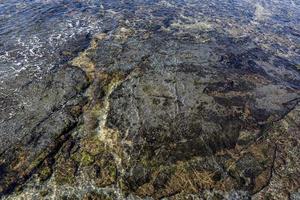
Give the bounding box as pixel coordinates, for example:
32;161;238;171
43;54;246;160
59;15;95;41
0;0;299;199
0;0;299;83
0;0;105;79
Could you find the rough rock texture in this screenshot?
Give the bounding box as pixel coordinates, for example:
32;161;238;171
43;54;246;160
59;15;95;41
0;0;300;199
0;65;88;195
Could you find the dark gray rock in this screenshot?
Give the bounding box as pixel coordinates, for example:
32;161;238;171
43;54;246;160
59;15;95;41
0;65;88;195
0;0;300;199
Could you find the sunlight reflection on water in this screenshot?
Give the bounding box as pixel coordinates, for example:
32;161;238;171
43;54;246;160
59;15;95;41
0;0;299;80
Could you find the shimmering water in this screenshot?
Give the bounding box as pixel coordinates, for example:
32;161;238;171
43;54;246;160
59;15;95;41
0;0;299;82
0;0;105;79
0;0;299;94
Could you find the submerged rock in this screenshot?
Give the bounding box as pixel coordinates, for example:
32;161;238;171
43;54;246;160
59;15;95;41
0;0;300;199
0;65;88;196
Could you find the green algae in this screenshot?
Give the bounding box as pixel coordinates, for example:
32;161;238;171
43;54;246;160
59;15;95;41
38;166;52;182
80;151;94;166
